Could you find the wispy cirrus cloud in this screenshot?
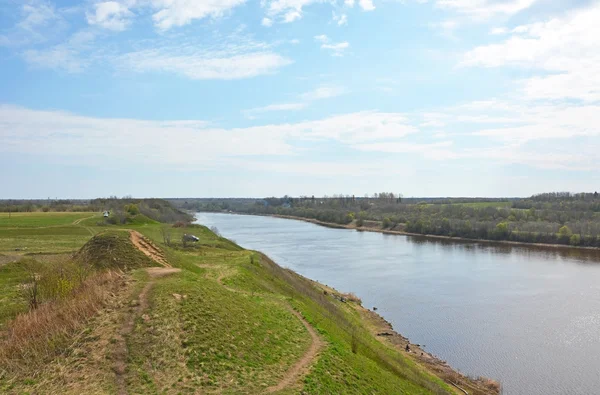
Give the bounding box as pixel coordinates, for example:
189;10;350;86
0;0;64;47
244;84;347;117
314;34;349;56
150;0;247;31
436;0;537;19
22;30;97;73
117;48;292;80
261;0;374;25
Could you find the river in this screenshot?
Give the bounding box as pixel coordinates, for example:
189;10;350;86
194;213;600;395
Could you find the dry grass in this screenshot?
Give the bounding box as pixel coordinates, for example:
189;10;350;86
0;270;123;377
342;292;363;304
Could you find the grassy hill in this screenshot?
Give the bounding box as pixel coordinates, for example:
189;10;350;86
0;211;498;394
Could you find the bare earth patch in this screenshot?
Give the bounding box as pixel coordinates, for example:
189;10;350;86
129;231;170;268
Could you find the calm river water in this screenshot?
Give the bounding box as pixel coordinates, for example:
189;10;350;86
195;213;600;395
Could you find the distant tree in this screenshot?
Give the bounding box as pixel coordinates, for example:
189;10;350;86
570;234;581;246
356;211;367;227
126;204;140;216
495;222;510;239
558;225;573;238
382;217;392;228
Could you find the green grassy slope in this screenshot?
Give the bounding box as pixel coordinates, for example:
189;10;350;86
0;213;461;394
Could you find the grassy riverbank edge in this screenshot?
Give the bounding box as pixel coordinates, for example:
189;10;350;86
194;211;501;393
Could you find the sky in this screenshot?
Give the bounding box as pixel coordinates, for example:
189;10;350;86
1;0;599;199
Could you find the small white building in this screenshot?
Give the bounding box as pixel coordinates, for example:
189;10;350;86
103;211;110;218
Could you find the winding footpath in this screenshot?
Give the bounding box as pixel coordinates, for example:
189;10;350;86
199;262;325;393
113;232;179;395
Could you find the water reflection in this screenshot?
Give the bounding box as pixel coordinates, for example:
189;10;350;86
404;234;600;263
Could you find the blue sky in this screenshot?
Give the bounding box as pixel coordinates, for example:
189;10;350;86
1;0;599;198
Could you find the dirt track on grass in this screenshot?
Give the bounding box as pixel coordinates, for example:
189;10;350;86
112;267;180;395
198;263;324;393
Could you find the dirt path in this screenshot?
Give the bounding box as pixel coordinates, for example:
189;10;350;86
72;214;97;226
266;307;324;393
198;263;324;393
129;231;170;267
113;267;180;395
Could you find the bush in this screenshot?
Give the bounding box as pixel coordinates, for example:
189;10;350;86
570;234;581;246
382;217;392;229
125;204;140;216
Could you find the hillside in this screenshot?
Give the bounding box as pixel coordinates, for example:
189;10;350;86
0;211;499;394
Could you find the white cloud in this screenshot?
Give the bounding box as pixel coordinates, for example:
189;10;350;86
118;48;292;80
22;31;97;73
262;0;371;24
151;0;247;30
314;34;329;43
461;3;600;102
314;34;349;56
430;19;459;38
0;105;291;165
244;102;307;117
300;85;347;100
87;1;134;31
358;0;375;11
0;1;63;46
261;17;273;26
263;0;318;23
490;27;507;35
333;12;348;26
19;2;58;31
436;0;537;19
23;47;87;73
0;106;419;167
244;84;346;117
321;41;349;56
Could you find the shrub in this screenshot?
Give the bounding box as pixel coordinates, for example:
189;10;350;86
382;217;392;228
125;204;140;216
570;234;581;246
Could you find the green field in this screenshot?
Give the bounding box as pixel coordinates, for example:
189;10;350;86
0;211;495;394
0;212;98;228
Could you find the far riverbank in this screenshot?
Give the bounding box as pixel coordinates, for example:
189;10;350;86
199;211;600;256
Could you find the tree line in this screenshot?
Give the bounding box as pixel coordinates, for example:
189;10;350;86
177;192;600;248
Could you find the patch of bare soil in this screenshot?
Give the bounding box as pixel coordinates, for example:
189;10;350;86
129;231;170;267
